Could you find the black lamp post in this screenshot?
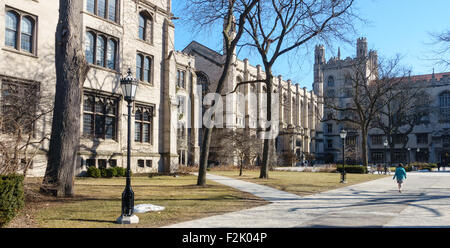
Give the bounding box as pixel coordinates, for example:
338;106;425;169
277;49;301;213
383;139;388;174
117;68;139;224
340;129;347;183
407;147;411;165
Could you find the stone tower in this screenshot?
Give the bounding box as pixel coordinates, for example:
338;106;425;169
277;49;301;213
313;44;325;96
356;37;368;58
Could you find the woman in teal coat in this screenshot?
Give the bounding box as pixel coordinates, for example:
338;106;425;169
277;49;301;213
393;163;407;193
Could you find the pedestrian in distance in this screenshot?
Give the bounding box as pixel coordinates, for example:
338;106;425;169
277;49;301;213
393;163;407;193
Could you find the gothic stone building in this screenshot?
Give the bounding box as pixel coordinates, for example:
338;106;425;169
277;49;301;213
315;37;450;165
182;41;323;166
0;0;201;176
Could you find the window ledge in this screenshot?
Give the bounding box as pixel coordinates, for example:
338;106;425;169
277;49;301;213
138;80;154;87
137;38;154;46
82;11;122;28
2;47;38;59
89;64;120;74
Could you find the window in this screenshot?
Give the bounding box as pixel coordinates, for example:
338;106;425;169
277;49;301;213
98;159;107;169
138;11;153;43
327;140;333;148
371;135;383;145
440;92;450;122
83;93;118;140
146;160;152;168
346;136;357;146
136;53;153;83
371;152;384;163
327;124;333;133
86;159;96;167
416;133;428;144
196;71;209;97
86;0;119;23
393;134;406;145
109;159;117;167
177;69;186;88
1;79;39;134
134;105;153;143
5;9;37;54
138;159;145;168
177;96;185;116
85;30;118;70
327;76;334;87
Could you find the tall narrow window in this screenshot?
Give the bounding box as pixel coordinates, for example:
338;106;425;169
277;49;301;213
135;105;153;143
86;0;95;14
20;16;33;52
96;35;106;67
136;54;143;81
138;13;146;40
107;39;116;70
136;53;153;84
138;11;152;43
144;57;151;82
85;32;95;64
5;11;18;49
97;0;106;18
107;0;117;22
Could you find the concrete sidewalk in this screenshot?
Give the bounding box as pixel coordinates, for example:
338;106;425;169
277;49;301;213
164;172;450;228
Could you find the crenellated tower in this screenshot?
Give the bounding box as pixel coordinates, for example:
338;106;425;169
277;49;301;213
356;37;368;58
313;44;325;97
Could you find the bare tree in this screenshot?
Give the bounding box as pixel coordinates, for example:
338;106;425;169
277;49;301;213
0;81;52;176
428;29;450;69
40;0;90;197
324;56;407;167
214;129;262;176
183;0;259;186
241;0;358;178
372;74;432;162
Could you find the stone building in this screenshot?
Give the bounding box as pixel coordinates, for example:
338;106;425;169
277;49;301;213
182;40;323;166
0;0;200;176
315;37;450;165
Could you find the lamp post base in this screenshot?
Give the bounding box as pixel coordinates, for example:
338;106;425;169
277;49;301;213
116;214;139;224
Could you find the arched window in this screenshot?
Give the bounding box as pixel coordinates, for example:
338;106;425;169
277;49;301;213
138;12;153;43
5;9;37;54
196;71;209;96
327;76;334;87
5;11;18;49
107;39;116;70
85;32;95;64
96;35;106;67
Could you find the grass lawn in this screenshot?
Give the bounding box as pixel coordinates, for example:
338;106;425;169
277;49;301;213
208;169;388;197
7;174;267;228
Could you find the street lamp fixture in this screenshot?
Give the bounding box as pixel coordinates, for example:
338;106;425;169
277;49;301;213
340;129;347;183
383;139;388;174
117;68;139;224
407;147;411;165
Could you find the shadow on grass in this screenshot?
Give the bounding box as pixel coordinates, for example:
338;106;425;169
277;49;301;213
66;218;117;224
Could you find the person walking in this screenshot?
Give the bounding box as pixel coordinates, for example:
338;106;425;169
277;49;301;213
393;163;407;193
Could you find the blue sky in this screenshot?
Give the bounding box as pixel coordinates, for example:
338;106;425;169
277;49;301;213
172;0;449;90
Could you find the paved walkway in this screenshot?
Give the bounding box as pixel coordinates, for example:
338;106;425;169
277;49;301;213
164;172;450;228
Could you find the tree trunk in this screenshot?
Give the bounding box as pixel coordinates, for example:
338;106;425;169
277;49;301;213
260;74;273;179
361;129;368;167
40;0;89;197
